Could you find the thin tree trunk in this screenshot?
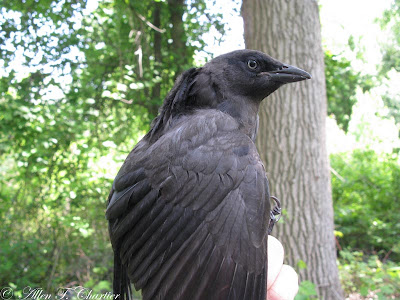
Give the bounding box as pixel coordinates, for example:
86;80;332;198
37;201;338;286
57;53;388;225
151;1;162;117
242;0;344;299
168;0;187;74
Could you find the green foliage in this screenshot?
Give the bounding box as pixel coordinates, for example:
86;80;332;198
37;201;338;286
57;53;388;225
324;49;373;132
382;93;400;131
377;0;400;131
331;150;400;260
1;0;398;298
331;149;400;298
379;0;400;75
338;250;400;298
0;0;224;292
324;50;357;132
296;259;307;270
294;280;318;300
0;0;86;69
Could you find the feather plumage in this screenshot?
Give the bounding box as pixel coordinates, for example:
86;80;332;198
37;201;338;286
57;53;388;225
107;49;311;300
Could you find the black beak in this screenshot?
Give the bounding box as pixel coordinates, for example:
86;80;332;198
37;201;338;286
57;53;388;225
261;64;311;83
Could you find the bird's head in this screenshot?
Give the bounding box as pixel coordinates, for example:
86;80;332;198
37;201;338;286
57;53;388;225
202;49;311;101
147;50;311;141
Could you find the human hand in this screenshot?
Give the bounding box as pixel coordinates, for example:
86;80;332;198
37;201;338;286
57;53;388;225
267;236;299;300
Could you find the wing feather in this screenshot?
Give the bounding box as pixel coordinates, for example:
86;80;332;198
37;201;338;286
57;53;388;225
107;110;270;300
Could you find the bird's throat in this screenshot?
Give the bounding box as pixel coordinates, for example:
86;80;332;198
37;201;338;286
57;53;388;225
217;96;260;141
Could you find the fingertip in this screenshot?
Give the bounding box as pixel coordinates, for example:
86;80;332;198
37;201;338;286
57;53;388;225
268;264;299;300
267;235;284;289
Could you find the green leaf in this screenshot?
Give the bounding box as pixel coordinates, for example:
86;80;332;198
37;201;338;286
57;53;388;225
294;280;317;300
360;286;369;297
297;260;308;270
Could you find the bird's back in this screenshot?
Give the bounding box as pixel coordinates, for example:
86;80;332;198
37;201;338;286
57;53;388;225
107;109;270;300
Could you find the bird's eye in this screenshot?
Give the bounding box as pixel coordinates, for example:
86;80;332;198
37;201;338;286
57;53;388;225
247;60;258;69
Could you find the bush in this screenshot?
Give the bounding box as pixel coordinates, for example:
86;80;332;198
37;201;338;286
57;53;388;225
338;250;400;298
330;150;400;261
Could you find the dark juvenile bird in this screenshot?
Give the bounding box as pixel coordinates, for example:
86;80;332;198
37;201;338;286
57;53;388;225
106;50;311;300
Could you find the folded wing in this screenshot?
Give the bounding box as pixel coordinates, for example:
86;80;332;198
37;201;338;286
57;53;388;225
107;110;270;300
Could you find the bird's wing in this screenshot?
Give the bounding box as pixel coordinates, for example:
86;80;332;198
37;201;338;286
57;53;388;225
107;110;270;300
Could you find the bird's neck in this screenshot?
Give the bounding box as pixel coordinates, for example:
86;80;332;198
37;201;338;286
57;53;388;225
217;96;261;141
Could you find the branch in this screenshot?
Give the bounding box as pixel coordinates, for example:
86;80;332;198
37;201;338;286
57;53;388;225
382;247;393;263
120;98;133;104
330;167;345;182
135;12;166;33
135;45;143;77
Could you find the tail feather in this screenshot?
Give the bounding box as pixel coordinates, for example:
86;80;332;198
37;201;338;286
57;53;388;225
113;252;132;300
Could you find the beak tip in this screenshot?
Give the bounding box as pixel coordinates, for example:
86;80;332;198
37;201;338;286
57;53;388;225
268;65;312;83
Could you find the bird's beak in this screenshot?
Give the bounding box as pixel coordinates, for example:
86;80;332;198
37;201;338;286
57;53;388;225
260;64;311;83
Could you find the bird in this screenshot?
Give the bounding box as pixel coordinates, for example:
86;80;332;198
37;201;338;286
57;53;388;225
106;49;311;300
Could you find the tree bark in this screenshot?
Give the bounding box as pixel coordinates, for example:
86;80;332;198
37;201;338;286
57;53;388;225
242;0;344;299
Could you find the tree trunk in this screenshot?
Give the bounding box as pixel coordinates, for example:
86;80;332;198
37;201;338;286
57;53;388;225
242;0;344;299
151;1;162;117
168;0;187;74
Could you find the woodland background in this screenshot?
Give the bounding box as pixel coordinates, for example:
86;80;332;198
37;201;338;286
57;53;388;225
0;0;399;299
